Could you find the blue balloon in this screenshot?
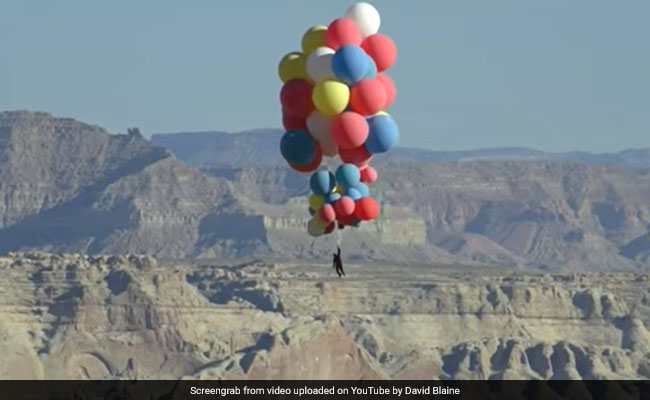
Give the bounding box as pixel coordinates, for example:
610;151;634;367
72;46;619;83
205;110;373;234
352;182;370;197
310;170;336;196
280;130;317;166
327;192;341;203
332;45;370;85
366;116;399;154
345;187;362;201
335;163;361;188
365;56;377;79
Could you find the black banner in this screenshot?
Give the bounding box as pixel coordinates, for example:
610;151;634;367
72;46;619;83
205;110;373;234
0;380;648;400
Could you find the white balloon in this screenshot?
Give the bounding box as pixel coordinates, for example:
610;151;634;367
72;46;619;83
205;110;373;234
308;219;325;237
306;111;339;157
344;2;381;38
306;46;335;82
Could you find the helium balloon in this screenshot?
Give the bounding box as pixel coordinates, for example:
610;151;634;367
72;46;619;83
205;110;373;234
334;184;344;194
289;144;322;172
278;52;307;83
376;73;396;109
326;192;341;204
318;203;336;223
360;165;378;184
302;25;327;55
314;214;328;228
325;18;362;50
281;130;318;166
349;78;387;116
305;110;338;157
324;222;336;234
310;170;336;195
366;115;399;154
365;56;377;78
373;110;390;117
306;47;335;82
309;193;325;210
353;182;370;197
355;196;380;220
312;79;350;117
282;111;307;130
332;111;369;149
334;196;356;217
344;2;381;38
308;218;324;236
337;213;356;226
335;163;361;188
345;187;362;201
308;207;316;216
361;34;397;72
339;144;372;167
332;45;370;85
280;79;314;118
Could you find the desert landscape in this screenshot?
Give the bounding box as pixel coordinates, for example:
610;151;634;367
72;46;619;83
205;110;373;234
0;111;649;380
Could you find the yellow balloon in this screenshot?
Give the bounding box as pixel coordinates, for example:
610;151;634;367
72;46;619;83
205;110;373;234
334;185;343;194
278;52;307;83
375;111;390;117
301;25;327;55
309;194;325;210
314;215;328;228
312;79;350;117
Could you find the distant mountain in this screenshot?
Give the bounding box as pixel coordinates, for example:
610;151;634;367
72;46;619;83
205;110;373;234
2;113;650;270
152;129;650;170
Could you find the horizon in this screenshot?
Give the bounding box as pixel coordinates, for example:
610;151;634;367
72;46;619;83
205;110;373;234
1;1;649;153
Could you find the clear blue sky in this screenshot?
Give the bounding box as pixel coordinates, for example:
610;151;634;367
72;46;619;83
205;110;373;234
1;0;648;152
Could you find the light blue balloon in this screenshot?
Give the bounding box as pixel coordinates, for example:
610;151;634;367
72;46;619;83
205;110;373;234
366;116;399;154
353;182;370;197
345;187;362;201
310;170;336;196
365;56;377;79
335;163;361;188
326;192;341;204
280;130;317;166
332;45;370;85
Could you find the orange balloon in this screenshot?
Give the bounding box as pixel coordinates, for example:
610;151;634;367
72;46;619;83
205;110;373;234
325;18;363;50
349;78;387;116
332;111;369;149
355;197;380;221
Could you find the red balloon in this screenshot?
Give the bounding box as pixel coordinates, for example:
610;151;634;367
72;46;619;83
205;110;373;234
325;18;362;50
376;73;396;109
355;197;380;221
280;79;314;118
289;144;322;173
332;111;369;149
318;203;336;223
324;222;336;234
337;213;356;226
282;111;307;130
334;196;356;217
349;78;387;116
361;34;397;72
360;166;378;184
339;145;372;167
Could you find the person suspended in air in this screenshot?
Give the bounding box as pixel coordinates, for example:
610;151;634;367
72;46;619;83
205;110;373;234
332;246;345;278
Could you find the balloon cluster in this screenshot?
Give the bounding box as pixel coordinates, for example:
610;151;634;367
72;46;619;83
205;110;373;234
277;2;398;236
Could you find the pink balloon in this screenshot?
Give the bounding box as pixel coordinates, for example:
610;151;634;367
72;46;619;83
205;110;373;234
325;18;363;50
361;34;397;72
334;196;356;217
318;203;336;223
332;111;369;149
355;197;380;221
339;145;372;167
360;166;377;184
280;79;314;118
349;78;387;116
376;73;396;109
